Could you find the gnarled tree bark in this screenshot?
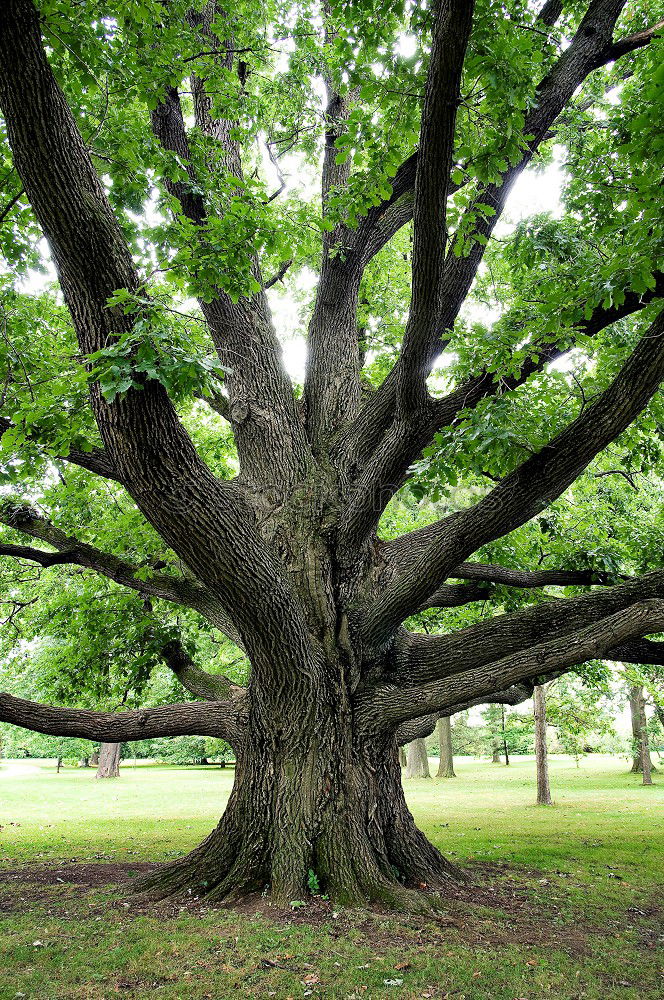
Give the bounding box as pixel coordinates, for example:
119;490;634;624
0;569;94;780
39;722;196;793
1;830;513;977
0;0;663;911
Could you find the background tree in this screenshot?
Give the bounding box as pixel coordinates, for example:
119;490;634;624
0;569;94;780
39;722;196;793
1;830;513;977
406;738;431;779
0;0;663;911
96;742;121;779
546;670;619;765
533;684;553;805
480;703;535;762
435;716;456;778
628;684;658;774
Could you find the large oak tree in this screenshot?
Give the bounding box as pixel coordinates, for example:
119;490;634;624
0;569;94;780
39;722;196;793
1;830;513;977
0;0;663;910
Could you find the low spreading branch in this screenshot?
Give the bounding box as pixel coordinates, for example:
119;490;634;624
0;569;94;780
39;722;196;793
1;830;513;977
0;691;247;747
395;570;664;689
421;561;622;610
365;599;664;730
394;677;551;745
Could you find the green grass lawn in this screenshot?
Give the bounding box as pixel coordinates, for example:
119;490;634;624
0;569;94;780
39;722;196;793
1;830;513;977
0;754;662;999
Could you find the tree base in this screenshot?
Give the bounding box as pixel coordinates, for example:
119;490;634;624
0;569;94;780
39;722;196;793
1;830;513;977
131;851;462;916
130;748;466;914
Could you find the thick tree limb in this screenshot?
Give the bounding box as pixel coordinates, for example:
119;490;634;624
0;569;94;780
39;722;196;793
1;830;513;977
0;692;246;747
149;19;307;485
365;599;664;729
160;637;245;702
303;0;474;445
609;638;664;666
365;307;664;644
448;562;618;589
394;678;550;744
609;18;664;59
421;563;621;610
337;0;640;496
301;4;365;444
421;582;492;609
395;0;475;414
344;0;565;281
394;570;664;689
0;0;319;690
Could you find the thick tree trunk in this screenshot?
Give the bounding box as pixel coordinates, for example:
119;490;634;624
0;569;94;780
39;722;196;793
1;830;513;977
436;717;456;778
406;738;431;779
629;685;656;773
133;694;462;911
491;745;501;763
533;685;553;805
95;742;121;778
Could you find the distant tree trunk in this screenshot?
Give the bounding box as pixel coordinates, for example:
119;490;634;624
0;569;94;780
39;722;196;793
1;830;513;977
436;717;456;778
398;746;407;768
637;694;653;786
95;742;121;778
56;755;62;773
90;750;99;767
80;757;90;767
501;705;510;766
491;743;501;763
406;739;430;779
629;686;656;773
534;685;553;805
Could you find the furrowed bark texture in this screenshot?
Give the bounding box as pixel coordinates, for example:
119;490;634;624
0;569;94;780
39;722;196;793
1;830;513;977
0;0;663;911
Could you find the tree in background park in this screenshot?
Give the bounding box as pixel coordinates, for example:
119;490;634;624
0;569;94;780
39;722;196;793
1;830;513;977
480;703;535;764
533;683;552;805
405;737;431;779
545;670;620;765
0;0;663;911
435;716;456;778
627;681;660;776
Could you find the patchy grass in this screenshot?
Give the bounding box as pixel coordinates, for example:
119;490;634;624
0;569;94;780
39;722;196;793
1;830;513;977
0;755;662;999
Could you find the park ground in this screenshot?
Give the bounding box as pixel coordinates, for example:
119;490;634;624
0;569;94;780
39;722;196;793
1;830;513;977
0;755;662;1000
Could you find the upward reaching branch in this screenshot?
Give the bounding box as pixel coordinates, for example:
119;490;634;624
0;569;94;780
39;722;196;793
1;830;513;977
397;0;475;414
365;306;664;644
0;0;319;687
148;32;307;484
337;0;637;483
